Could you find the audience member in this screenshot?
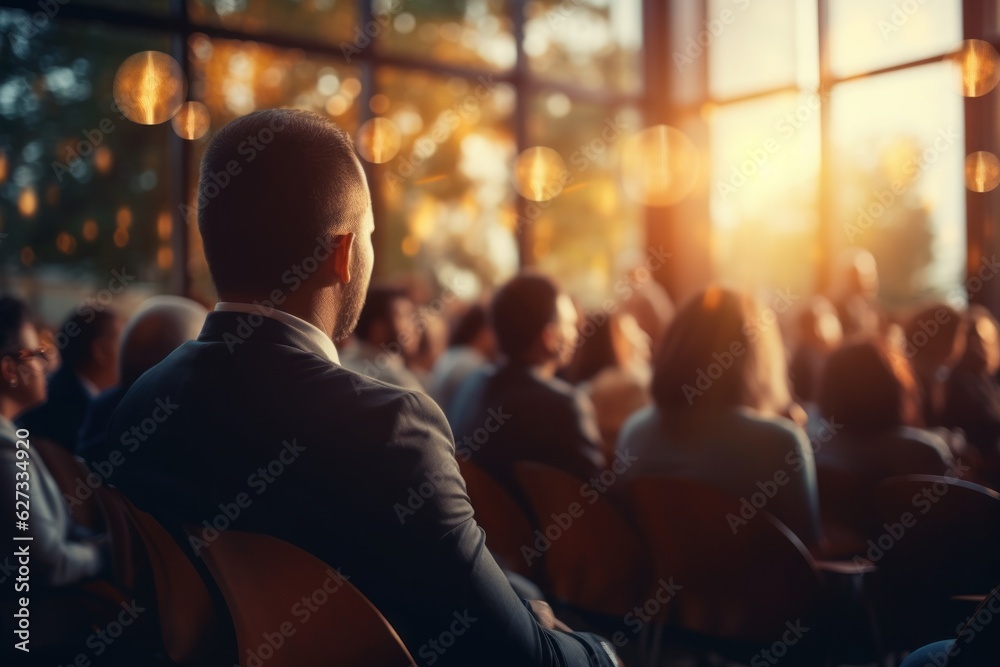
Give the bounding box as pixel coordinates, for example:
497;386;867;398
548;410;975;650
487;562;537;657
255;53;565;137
616;286;823;547
429;302;495;411
18;308;122;452
340;284;425;391
831;248;883;340
943;305;1000;486
77;296;207;467
903;304;965;426
566;311;651;458
789;296;843;412
108;109;620;667
448;272;607;492
816;340;954;537
0;297;108;586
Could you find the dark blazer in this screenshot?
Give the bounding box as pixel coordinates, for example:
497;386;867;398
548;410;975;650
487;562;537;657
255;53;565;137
107;311;617;667
447;363;607;492
18;365;92;453
77;385;127;470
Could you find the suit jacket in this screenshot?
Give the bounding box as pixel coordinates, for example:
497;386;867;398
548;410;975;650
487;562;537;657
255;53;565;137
107;312;617;667
447;363;607;493
77;385;127;471
17;365;92;454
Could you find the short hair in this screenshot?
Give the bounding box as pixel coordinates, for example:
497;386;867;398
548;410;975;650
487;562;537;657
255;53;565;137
651;286;791;414
61;310;118;371
818;341;922;431
120;296;207;385
490;273;560;360
903;303;963;369
0;297;30;355
197;108;367;295
354;285;408;342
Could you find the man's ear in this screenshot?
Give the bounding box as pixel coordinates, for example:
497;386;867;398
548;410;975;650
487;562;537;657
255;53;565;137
331;232;356;285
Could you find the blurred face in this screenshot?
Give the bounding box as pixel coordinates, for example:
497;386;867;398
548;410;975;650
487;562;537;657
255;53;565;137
92;316;124;390
2;323;48;414
967;315;1000;374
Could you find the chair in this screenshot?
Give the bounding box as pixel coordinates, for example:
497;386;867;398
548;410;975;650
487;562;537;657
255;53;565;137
196;530;415;667
872;475;1000;649
513;462;652;617
630;476;825;653
32;436;104;530
458;458;538;578
99;487;230;665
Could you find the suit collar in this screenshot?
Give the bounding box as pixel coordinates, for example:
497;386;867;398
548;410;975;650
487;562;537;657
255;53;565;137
198;310;337;363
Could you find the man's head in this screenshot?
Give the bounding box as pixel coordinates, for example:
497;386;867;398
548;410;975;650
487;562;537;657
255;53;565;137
490;273;578;370
198;109;374;340
353;285;419;357
120;296;208;386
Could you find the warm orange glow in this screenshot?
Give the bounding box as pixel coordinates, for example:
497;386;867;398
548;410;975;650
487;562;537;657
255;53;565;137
113;228;129;248
17;188;37;218
20;247;34;266
325;94;351;116
965;151;1000;192
356;118;402;164
703;285;722;310
56;232;77;255
157;246;173;269
114;51;187;125
116;206;132;228
171;101;211;140
0;152;7;183
953;39;1000;97
513;146;568;202
82;219;98;242
93;146;113;174
620;125;700;207
157;211;172;239
340;77;362;98
401;235;420;256
369;93;390;115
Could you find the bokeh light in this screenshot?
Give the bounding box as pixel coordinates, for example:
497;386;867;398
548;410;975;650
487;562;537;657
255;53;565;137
171;101;211;140
355;118;402;164
17;188;37;218
965;151;1000;192
620;124;700;207
953;39;1000;97
114;51;188;125
513;146;568;202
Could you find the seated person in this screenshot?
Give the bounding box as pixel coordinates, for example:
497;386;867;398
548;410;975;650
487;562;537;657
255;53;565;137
109;109;620;667
816;340;954;536
18;309;122;453
77;295;207;469
447;273;606;492
616;286;822;548
942;305;1000;487
339;285;425;392
0;297;107;586
429;301;495;412
903;304;966;427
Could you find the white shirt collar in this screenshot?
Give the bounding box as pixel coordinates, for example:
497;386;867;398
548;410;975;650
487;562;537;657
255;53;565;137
214;302;340;364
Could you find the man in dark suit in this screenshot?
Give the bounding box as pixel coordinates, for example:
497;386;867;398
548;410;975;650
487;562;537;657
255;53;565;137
19;309;122;453
108;109;619;667
447;273;607;492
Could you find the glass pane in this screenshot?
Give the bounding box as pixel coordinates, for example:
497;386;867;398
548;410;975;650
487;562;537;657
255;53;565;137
829;0;962;78
371;67;518;295
830;62;965;307
0;9;173;322
188;0;355;45
707;0;800;99
524;0;643;93
708;92;821;294
185;35;364;302
527;96;643;305
376;0;516;71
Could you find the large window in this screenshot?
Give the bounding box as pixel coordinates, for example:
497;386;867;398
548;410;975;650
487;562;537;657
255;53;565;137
699;0;966;307
0;0;645;314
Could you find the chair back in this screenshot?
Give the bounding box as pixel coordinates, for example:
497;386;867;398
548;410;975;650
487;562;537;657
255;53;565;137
33;437;104;530
100;488;228;665
197;530;415;667
458;458;538;577
630;476;823;642
874;474;1000;597
514;462;652;615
